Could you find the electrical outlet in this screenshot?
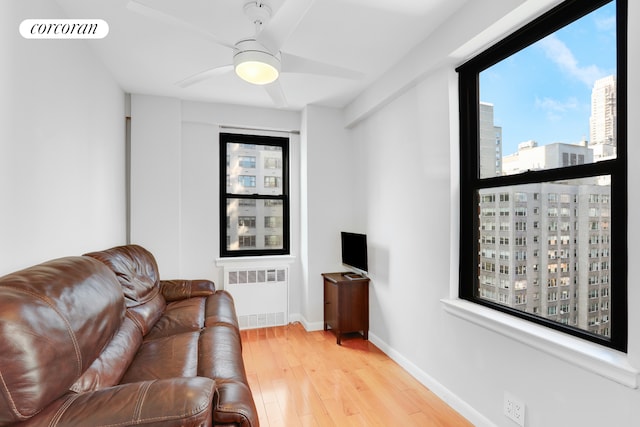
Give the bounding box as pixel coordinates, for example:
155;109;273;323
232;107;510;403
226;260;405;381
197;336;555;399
504;392;526;426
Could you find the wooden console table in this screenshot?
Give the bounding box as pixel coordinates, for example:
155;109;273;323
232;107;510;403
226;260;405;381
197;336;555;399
322;272;370;345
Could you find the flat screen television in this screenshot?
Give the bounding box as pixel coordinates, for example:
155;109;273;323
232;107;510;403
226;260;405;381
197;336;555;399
341;232;368;275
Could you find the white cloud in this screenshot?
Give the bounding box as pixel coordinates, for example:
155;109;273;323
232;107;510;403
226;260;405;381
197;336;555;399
537;34;606;87
595;15;616;32
535;96;581;122
535;96;579;113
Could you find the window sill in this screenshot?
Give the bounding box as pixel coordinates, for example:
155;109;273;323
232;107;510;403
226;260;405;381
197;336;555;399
215;255;296;268
441;298;639;388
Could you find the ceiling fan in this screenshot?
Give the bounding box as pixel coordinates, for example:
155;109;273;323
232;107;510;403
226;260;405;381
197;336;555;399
126;0;364;107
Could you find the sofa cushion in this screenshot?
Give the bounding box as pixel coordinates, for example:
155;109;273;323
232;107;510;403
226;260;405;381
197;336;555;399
18;378;216;427
120;332;200;383
144;297;206;341
0;257;125;424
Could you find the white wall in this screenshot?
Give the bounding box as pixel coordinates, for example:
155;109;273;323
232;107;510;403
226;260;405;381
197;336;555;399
0;0;126;274
129;95;182;276
346;1;640;426
350;68;454;354
299;105;357;329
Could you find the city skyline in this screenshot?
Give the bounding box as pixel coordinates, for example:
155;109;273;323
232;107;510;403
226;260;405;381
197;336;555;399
476;38;617;337
480;1;617;156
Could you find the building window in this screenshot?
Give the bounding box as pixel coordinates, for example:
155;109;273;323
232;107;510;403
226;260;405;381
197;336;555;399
264;235;282;247
264;157;281;169
238;175;256;187
264;176;281;188
239;235;256;248
457;0;627;351
239;156;256;168
238;216;256;228
220;133;290;257
264;215;282;228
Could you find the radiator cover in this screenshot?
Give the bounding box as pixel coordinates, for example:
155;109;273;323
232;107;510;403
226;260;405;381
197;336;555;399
223;267;288;329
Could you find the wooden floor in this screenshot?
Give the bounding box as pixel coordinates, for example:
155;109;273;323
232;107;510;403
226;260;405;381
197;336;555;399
240;323;472;427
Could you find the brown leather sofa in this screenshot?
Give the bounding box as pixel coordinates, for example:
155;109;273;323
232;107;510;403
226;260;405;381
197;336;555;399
0;244;258;427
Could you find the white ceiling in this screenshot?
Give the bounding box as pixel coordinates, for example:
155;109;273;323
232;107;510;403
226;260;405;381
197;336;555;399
55;0;469;111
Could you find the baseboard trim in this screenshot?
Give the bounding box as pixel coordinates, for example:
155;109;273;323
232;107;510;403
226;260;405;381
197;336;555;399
368;332;495;427
288;313;323;332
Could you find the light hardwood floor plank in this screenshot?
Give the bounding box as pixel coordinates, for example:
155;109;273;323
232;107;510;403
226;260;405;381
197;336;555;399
240;323;471;427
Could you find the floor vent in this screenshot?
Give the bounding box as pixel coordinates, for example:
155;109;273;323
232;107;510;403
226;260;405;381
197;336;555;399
224;267;288;330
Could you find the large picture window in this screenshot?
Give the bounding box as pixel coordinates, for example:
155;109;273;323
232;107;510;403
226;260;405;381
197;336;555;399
220;133;290;257
457;0;627;350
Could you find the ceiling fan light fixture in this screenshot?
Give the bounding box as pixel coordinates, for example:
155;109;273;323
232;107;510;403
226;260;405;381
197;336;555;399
234;42;280;85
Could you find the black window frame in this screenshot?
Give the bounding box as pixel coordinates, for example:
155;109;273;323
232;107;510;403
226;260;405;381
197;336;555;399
457;0;627;351
220;133;290;257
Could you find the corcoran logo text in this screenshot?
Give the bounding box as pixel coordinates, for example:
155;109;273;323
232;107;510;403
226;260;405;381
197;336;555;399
20;19;109;39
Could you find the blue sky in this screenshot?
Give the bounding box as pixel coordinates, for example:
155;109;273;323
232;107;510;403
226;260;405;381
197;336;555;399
480;1;617;156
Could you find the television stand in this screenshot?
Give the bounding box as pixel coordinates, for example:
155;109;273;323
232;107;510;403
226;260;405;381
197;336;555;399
322;272;370;345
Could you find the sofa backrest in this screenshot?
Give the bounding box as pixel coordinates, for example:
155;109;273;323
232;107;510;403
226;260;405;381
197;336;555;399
84;244;161;307
84;245;166;336
0;256;125;425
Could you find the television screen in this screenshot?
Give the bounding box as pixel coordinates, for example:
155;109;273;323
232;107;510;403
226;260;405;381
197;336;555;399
341;232;368;274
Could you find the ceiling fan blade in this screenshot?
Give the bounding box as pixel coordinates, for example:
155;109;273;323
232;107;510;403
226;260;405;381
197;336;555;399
176;65;234;88
280;52;364;80
264;81;288;108
257;0;315;54
126;0;235;49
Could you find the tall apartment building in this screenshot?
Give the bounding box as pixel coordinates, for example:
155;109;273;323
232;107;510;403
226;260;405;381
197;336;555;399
589;75;617;160
225;142;284;250
479;102;502;178
478;181;611;337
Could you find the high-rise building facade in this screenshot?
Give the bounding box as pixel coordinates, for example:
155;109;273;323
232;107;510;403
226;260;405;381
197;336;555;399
589;75;617;149
479;102;502;178
478;180;611;336
225;142;285;251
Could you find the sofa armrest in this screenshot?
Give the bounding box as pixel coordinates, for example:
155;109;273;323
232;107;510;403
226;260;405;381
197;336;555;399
214;380;259;427
160;279;216;301
20;378;215;427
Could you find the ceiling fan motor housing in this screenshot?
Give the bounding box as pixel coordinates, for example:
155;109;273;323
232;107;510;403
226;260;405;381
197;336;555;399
233;39;281;85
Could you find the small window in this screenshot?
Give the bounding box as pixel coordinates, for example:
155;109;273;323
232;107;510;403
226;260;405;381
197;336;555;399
238;216;256;228
264;176;281;188
239;156;256;168
238;175;256;188
220;133;290;257
457;0;626;351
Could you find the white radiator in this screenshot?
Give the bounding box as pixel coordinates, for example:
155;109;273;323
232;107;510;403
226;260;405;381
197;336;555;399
223;266;288;329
